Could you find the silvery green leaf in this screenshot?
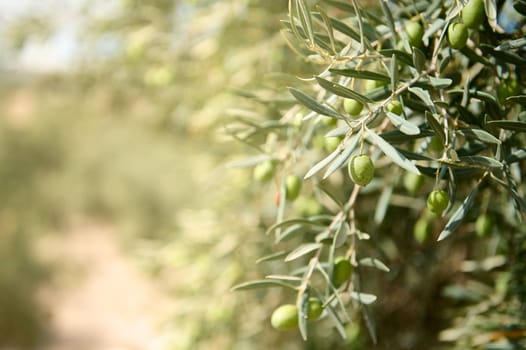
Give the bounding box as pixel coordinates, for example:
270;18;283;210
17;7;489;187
316;76;372;105
457;128;500;144
289;87;341;118
359;257;390;272
385;111;420;135
350;291;377;304
231;279;298;291
304;148;341;179
285;243;322;262
366;129;421;174
437;187;478;241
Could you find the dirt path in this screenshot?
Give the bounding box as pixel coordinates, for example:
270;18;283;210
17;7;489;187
38;224;170;350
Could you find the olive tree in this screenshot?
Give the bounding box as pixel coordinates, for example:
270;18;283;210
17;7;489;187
231;0;526;348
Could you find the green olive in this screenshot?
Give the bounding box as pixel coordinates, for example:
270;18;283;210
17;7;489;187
253;160;277;182
426;190;450;215
271;304;298;330
322;116;338;127
348;155;374;187
475;214;493;237
461;0;486;29
448;23;469;49
324;136;342;153
292;197;324;217
285;175;302;201
497;79;521;104
386;100;403;115
405;22;424;48
307;297;323;320
403;172;425;196
363;79;386;92
343;99;364;116
414;217;432;243
333;256;352;287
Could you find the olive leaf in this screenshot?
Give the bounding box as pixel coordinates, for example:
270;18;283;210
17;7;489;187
366;128;421;174
437;187;479;241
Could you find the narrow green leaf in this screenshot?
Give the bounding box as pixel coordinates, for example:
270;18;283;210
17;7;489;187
329;68;390;82
390;53;398;92
458;156;503;169
333;221;349;248
380;49;413;66
296;0;315;46
285;243;322;262
325;124;350;137
231;279;298;291
266;218;326;235
324;299;348;339
304;148;341;179
265;275;303;282
379;0;396;43
298;291;309;340
350;291;377;304
457;128;500;144
409;87;439;115
425;111;446;144
385;111;420;135
412;47;426;72
374;185;392;224
486;120;526;132
277;223;313;242
316;5;337;54
289;87;341;118
318;14;360;42
256;251;289;264
437;187;478;241
359;257;390;272
323;134;359;179
428;76;452;88
366;128;421;174
316;76;372;105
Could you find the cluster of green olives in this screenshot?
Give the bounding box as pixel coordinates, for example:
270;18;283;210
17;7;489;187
270;256;353;331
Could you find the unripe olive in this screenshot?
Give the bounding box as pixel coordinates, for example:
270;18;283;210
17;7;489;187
475;214;493;237
271;304;298;330
307;297;323;320
363;79;386;92
403;172;425;196
333;256;352;287
322;116;338;127
343;98;363;116
497;79;521;104
428;135;444;153
426;190;450;215
348;155;374;187
448;23;469;49
324;136;342;153
461;0;486;29
386;100;403;115
414;217;432;243
405;22;424;48
285;175;302;201
253;160;277;182
293;197;323;217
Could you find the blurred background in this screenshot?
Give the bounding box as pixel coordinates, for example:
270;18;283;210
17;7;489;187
2;1;524;350
0;0;309;349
